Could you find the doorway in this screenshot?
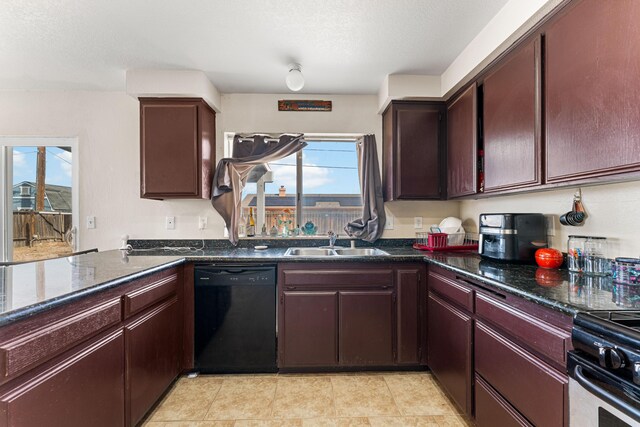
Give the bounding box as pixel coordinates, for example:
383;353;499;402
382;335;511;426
0;137;79;263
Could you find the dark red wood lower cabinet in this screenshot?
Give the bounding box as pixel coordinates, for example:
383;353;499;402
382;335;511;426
0;329;125;427
396;268;424;365
427;294;473;416
339;291;395;366
475;322;567;427
475;375;533;427
125;297;181;426
280;291;338;367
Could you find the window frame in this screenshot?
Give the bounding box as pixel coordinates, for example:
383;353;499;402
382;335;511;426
224;132;363;237
0;137;79;262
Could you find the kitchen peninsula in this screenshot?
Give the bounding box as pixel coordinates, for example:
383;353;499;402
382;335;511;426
0;242;636;426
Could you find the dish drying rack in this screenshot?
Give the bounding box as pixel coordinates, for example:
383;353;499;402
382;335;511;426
413;232;479;252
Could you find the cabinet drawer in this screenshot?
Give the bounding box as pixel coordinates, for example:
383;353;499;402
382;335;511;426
0;299;121;380
282;269;393;288
428;272;474;312
476;293;569;366
475;375;532;427
123;273;178;319
475;322;567;427
0;329;125;427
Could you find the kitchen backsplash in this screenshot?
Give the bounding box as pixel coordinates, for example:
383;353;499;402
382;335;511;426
459;180;640;259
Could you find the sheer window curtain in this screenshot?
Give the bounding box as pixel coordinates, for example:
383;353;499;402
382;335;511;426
210;133;306;245
344;134;386;242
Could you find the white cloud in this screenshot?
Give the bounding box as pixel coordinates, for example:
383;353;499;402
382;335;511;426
57;150;73;178
269;161;332;191
13;151;27;169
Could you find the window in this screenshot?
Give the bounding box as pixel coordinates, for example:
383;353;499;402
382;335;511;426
227;133;363;237
1;137;79;263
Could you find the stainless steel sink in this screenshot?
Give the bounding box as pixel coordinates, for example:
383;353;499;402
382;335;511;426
333;248;389;256
284;247;389;257
284;248;336;257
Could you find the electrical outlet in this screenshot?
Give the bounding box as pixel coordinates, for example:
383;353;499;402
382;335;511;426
165;216;175;230
384;213;394;230
198;216;207;230
414;217;423;229
86;216;96;229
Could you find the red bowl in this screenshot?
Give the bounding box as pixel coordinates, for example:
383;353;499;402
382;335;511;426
535;248;564;269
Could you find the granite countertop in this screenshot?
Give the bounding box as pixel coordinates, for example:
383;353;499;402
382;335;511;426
1;240;638;327
424;252;639;316
0;251;184;326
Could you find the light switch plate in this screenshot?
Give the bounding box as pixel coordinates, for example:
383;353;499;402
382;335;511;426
198;216;207;230
165;216;175;230
414;217;423;229
86;216;96;229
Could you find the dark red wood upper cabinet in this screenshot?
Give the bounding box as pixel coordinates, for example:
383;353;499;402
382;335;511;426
427;293;473;417
482;37;541;192
140;98;215;199
544;0;640;182
339;290;395;366
280;291;338;368
447;85;477;198
382;101;445;201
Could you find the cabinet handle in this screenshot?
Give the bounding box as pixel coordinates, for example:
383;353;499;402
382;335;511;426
285;286;297;290
456;276;506;299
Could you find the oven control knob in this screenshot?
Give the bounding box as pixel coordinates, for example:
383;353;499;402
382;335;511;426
598;346;626;369
634;363;640;385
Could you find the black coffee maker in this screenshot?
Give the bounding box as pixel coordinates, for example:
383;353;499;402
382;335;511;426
478;213;548;262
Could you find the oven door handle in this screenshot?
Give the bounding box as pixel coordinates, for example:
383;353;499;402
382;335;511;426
574;365;640;421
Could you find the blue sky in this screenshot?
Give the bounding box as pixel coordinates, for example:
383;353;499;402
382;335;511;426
12;146;72;187
244;141;361;196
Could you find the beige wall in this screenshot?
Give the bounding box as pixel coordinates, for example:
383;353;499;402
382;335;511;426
0;91;459;250
459;181;640;258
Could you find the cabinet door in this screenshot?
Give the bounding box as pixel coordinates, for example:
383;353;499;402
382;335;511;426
483;38;541;192
427;293;472;416
339;291;395;366
141;101;199;197
475;375;532;427
125;298;181;426
383;102;444;200
545;0;640;182
0;330;125;427
475;322;566;427
447;85;477;198
280;291;338;368
396;267;425;365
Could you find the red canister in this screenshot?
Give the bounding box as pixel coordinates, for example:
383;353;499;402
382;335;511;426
535;248;564;269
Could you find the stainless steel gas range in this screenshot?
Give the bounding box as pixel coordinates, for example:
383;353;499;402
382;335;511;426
569;311;640;426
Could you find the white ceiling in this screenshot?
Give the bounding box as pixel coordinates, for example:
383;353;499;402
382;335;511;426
0;0;510;94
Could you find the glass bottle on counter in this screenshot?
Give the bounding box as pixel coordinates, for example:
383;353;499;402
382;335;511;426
247;207;256;237
238;209;247;238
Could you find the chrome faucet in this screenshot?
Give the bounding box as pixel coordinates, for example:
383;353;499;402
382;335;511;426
328;231;338;247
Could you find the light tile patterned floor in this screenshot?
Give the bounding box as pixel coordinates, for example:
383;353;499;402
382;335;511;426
143;372;472;427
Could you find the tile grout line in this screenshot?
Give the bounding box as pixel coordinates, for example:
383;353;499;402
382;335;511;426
329;374;339;419
268;374;279;419
382;374;405;417
202;376;225;421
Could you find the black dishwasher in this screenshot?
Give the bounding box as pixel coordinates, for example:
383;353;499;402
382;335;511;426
194;264;277;373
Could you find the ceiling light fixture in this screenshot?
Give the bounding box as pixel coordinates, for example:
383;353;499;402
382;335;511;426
285;63;304;92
